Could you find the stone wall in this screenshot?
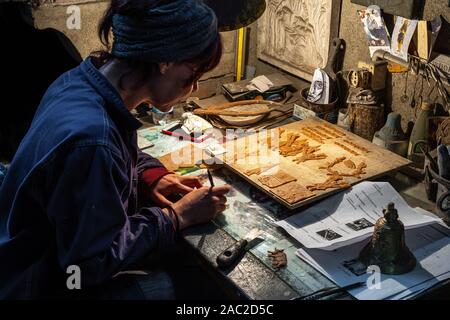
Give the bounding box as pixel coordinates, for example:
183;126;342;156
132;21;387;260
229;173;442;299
32;0;450;128
247;0;450;129
32;0;236;99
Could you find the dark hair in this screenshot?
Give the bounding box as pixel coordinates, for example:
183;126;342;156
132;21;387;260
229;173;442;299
94;0;223;89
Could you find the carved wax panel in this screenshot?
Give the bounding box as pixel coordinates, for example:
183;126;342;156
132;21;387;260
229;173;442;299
257;0;339;81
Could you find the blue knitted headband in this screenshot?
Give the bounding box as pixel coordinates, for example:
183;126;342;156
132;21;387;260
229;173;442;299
111;0;218;63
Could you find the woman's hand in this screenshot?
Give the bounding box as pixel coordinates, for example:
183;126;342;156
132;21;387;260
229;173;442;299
167;185;232;230
150;173;203;207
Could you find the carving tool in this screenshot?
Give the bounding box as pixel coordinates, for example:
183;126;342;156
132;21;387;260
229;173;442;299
193;100;285;117
216;228;263;270
207;169;215;187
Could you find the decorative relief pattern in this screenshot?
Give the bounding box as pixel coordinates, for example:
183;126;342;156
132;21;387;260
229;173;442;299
258;0;339;81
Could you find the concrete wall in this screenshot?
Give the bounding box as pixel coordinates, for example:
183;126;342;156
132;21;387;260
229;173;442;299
32;0;237;99
246;0;450;129
338;0;450;128
32;0;450;128
34;1;109;57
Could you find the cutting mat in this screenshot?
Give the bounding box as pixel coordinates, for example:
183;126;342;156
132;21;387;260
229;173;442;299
223;118;411;210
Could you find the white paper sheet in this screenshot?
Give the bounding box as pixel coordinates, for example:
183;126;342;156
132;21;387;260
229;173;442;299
276;182;440;250
246;75;274;93
357;5;391;58
391;17;418;62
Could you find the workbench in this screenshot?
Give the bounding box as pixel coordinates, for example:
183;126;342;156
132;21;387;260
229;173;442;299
138;112;450;300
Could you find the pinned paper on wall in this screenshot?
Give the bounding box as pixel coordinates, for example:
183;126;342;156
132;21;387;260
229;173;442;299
357;5;391;57
391;17;418;62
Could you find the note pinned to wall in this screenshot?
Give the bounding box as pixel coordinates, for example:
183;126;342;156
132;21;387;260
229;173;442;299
391;17;418;62
357;5;391;57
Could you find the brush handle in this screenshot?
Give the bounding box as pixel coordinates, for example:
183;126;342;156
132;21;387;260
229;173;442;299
194;109;271;116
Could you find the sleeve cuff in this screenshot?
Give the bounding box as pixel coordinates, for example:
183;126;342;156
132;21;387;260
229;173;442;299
140;167;171;188
153;207;178;248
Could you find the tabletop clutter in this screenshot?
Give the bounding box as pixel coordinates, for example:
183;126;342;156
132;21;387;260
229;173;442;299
137;5;450;300
142;63;450;299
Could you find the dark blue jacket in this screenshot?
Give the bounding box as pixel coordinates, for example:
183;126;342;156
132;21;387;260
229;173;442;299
0;58;176;299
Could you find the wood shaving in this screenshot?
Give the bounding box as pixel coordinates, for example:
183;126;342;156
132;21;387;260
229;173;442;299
327;162;367;179
268;249;288;270
279;139;308;157
319;157;347;169
294;153;327;163
307;127;333;140
280;132;300;148
307;175;352;191
315;126;341;138
300;128;324;144
303;145;321;154
322;123;346;137
343;139;370;153
244;168;262;176
344;159;356;169
286;133;300;147
334;142;360;156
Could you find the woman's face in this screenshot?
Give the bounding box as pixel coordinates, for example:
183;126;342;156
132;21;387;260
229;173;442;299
146;62;200;112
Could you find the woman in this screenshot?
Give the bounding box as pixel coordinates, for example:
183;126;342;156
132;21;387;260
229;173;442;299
0;0;230;299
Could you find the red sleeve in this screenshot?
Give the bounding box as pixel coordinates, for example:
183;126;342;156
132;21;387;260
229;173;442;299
140;167;171;188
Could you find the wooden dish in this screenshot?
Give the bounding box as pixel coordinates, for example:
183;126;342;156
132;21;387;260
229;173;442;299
193;100;278;127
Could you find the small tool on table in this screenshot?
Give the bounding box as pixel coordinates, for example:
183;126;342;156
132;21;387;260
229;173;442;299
216;228;263;270
293;282;366;300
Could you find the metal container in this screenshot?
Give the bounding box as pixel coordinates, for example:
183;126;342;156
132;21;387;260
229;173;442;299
299;88;339;124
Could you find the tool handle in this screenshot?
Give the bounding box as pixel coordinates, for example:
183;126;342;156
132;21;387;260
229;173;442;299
194;109;270;117
324;38;345;81
216;239;248;269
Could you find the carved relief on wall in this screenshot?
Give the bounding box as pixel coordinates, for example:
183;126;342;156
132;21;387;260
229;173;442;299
257;0;340;81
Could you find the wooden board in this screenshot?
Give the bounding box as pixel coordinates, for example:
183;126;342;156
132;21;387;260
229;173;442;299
257;0;342;81
223;118;412;210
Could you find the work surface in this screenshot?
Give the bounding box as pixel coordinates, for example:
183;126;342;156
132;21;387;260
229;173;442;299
139;117;449;300
182;169;445;300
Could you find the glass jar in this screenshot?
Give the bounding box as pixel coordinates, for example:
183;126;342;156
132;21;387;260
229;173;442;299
150;106;174;126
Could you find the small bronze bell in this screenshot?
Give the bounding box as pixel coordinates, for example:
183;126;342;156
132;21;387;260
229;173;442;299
359;203;417;275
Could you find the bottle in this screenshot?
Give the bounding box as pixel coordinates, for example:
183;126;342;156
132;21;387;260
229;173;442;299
407;101;433;167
